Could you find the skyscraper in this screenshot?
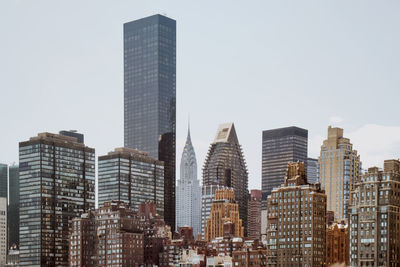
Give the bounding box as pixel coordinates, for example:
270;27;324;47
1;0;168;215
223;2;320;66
176;127;201;237
349;160;400;266
19;132;95;266
0;164;7;198
319;126;361;221
124;14;176;230
307;157;319;184
202;123;249;234
261;126;308;203
98;147;165;216
7;164;19;249
261;126;308;237
205;188;244;242
266;162;326;266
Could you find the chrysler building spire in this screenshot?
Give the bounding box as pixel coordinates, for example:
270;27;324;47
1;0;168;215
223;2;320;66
176;123;201;237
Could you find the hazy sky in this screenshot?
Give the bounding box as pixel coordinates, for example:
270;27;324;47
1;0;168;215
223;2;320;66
1;1;400;190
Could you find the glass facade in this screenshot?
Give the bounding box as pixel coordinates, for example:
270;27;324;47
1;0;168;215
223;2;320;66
0;164;7;198
19;133;95;266
261;127;308;207
123;14;176;230
8;164;19;248
202;123;249;235
98;148;165;217
307;157;319;184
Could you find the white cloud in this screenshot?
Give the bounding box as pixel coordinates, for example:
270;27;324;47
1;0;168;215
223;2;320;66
309;124;400;170
347;124;400;169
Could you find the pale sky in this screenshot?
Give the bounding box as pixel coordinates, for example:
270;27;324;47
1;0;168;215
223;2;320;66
1;1;399;190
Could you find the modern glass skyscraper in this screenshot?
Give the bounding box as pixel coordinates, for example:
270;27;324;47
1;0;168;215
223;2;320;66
124;14;176;230
98;147;165;217
261;126;308;203
19;132;95;266
202;123;249;235
8;164;19;248
0;164;7;198
176;127;201;237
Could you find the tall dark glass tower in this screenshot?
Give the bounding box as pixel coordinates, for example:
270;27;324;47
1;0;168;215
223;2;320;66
261;126;308;204
0;164;7;198
124;14;176;230
8;164;19;248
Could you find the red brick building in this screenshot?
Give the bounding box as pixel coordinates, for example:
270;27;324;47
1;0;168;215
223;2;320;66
248;189;262;240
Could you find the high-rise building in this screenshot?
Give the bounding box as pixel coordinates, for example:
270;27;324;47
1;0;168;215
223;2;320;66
326;222;348;266
319;126;361;221
349;160;400;266
201;185;226;240
7;164;19;249
19;132;95;266
98;147;164;217
176;127;201;237
124;14;176;231
307;157;319;184
261;126;308;204
248;189;261;240
261;126;308;237
69;201;145;267
203;123;248;234
266;162;326;266
0;197;6;267
0;164;7;198
69;201;170;267
205;188;244;242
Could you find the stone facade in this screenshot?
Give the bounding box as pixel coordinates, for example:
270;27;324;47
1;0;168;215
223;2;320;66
266;162;326;266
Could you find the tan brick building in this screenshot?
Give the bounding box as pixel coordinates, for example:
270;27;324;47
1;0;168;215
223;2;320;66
266;162;326;266
319;126;361;222
349;159;400;266
205;188;244;242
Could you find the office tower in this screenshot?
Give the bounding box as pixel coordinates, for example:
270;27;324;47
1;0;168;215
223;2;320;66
319;126;361;221
248;189;261;240
98;147;164;216
205;188;244;242
0;197;6;267
59;130;84;144
7;164;19;248
203;123;248;234
0;164;7;198
262;126;308;204
261;126;308;237
326;222;348;266
19;132;95;266
307;157;318;183
266;162;326;266
124;14;176;230
349;160;400;266
176;127;201;237
201;185;226;240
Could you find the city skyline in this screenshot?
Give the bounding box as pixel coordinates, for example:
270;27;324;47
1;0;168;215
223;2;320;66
1;1;400;191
